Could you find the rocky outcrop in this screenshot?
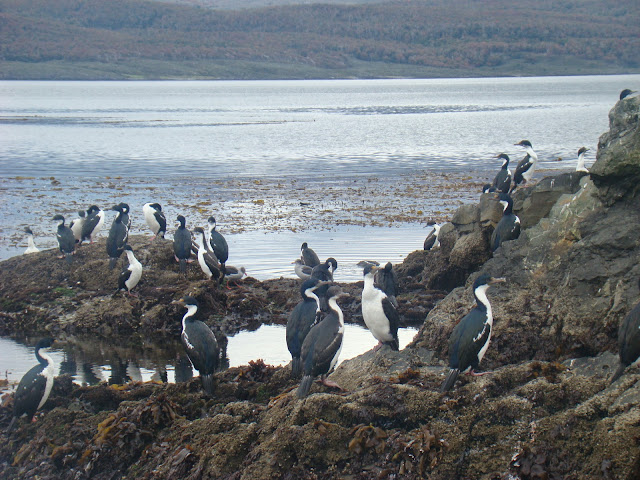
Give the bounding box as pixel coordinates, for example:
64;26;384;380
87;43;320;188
1;95;640;479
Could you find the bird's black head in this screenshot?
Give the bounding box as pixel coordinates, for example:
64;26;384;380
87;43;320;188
24;227;34;235
578;147;589;155
119;203;130;214
52;214;65;223
173;295;198;309
176;215;186;227
111;204;123;212
515;140;532;148
86;205;100;215
123;244;133;252
150;203;162;211
496;153;510;161
194;226;205;234
620;89;636;100
78;210;86;218
301;242;308;250
363;264;378;276
498;193;513;212
384;262;393;272
208;216;216;225
482;184;495;194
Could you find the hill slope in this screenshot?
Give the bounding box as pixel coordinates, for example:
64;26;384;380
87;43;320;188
1;0;638;79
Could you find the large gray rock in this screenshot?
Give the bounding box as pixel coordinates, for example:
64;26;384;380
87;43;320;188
591;95;640;202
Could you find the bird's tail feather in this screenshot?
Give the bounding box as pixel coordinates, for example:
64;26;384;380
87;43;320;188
201;374;215;395
441;368;460;393
610;363;626;385
291;358;301;378
109;257;117;270
7;416;17;434
297;375;314;398
179;258;186;274
65;253;73;264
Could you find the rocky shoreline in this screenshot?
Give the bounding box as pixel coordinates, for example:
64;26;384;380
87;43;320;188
1;95;639;479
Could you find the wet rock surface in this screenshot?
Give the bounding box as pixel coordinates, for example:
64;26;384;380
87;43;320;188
1;96;640;479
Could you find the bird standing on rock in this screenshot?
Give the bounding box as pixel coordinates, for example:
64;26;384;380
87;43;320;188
174;215;192;274
361;264;400;351
173;296;219;394
301;242;320;268
143;203;166;241
208;216;229;283
106;205;129;270
116;245;142;296
491;153;512;193
575;147;590;173
297;283;347;398
490;193;521;252
52;215;75;263
9;338;56;432
424;224;441;251
193;227;221;282
24;227;40;254
287;277;321;378
441;274;506;392
510;140;539;192
611;279;640;384
81;205;105;244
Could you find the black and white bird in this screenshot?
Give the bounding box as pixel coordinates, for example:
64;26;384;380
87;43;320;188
207;217;229;283
490;193;521;252
611;279;640;384
375;262;399;308
292;259;313;280
106;205;129;270
441;274;506;392
117;202;132;232
620;89;636;101
173;296;219;394
511;140;539;191
116;245;142;296
300;242;321;268
9;338;56;432
575;147;590;173
287;277;321;378
297;284;347;398
224;265;247;287
143;202;167;241
361;264;400;351
70;210;86;244
491;153;512;193
174;215;192;274
81;205;105;244
24;227;40;255
52;215;75;264
311;257;338;282
424;224;441;250
193;227;221;281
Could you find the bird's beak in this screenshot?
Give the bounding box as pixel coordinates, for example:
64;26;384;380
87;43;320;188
489;277;507;285
171;299;184;306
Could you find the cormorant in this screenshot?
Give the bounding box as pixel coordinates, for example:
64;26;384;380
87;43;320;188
173;296;219;394
441;274;506;392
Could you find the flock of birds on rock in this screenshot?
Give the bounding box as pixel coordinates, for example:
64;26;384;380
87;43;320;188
9;89;640;428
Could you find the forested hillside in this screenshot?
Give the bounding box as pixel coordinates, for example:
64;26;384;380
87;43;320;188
1;0;638;79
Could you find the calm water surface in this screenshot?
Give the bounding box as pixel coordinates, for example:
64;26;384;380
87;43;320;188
2;75;638;178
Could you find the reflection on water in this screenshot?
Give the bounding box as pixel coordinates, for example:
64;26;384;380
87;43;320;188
0;324;418;394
